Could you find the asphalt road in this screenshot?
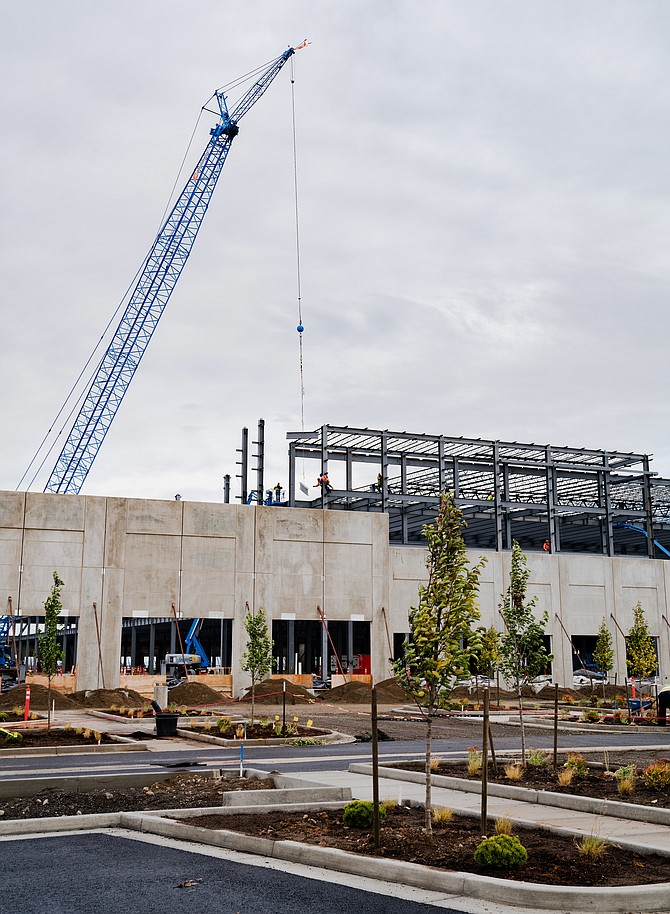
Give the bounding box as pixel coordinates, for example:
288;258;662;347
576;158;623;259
2;729;668;781
1;832;465;914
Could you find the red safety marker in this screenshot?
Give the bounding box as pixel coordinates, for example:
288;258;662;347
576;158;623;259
23;685;31;722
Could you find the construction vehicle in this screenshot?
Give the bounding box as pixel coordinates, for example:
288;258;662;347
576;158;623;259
0;616;25;692
161;619;210;682
27;45;301;495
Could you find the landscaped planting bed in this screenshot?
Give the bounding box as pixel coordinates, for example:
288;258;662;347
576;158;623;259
392;751;670;809
175;804;670;887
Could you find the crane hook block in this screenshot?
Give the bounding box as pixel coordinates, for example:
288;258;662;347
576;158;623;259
297;323;304;333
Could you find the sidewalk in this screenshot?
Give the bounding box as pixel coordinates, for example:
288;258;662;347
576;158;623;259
294;764;670;856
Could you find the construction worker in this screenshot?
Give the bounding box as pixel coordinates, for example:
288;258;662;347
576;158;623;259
658;683;670;726
314;472;332;494
273;482;282;503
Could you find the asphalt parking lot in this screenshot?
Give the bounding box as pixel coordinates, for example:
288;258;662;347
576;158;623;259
2;831;462;914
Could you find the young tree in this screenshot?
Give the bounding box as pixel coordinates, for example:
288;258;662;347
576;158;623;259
626;602;657;685
241;604;273;726
471;625;500;696
593;617;614;698
38;571;64;729
393;492;485;834
498;542;552;764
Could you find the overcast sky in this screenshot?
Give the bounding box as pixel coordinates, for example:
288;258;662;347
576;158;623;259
1;1;669;503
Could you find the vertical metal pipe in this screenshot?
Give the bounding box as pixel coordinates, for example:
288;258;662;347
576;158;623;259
288;442;296;507
237;427;249;504
371;683;380;849
321;616;329;680
288;620;295;673
553;683;559;768
255;418;265;506
149;623;156;675
438;436;445;493
603;455;614;557
481;688;489;835
223;474;230;504
381;430;388;513
493;443;503;552
282;679;286;734
321;425;329;506
502;462;512;549
643;455;655;559
545;446;558;552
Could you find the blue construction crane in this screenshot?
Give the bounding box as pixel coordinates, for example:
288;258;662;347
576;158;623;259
613;522;670;559
0;616;24;690
163;618;210;680
43;46;298;494
184;618;210;668
0;617;13;668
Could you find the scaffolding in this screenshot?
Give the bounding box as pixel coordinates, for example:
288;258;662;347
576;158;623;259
286;424;670;557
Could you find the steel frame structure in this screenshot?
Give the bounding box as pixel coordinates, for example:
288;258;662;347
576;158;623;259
286;424;670;557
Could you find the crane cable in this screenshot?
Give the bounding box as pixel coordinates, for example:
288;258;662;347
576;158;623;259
17;108;206;493
20;52;306;492
290;54;306;436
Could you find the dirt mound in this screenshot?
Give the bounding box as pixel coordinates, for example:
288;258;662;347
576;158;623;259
242;679;314;705
167;682;226;706
70;688;147;708
328;681;372;703
0;684;80;710
375;678;409;703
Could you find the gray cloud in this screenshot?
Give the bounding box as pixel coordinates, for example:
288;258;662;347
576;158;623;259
2;0;669;502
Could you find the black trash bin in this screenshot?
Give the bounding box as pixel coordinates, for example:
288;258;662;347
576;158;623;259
154;712;179;737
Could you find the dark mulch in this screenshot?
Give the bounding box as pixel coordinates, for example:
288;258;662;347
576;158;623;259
0;774;276;820
0;712;44;723
393;759;670;809
187;722;329;740
178;805;670;887
0;728;116;749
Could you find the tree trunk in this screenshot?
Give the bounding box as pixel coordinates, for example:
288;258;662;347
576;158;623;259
517;686;525;764
251;680;255;727
425;715;433;835
47;677;52;730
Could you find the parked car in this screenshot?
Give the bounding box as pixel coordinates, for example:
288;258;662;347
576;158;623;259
572;668;607;686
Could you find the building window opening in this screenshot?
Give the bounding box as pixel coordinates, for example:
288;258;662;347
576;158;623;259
120;617;232;676
272;620;323;677
325;620;371;676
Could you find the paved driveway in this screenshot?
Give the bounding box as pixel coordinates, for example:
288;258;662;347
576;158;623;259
2;831;465;914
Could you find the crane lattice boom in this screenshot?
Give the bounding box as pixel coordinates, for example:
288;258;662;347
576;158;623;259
45;47;295;494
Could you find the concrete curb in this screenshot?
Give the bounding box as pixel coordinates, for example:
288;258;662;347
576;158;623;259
350;763;670;827
0;767;218;800
0;737;147;757
0;811;122;836
1;773;669;911
117;810;670;912
175;727;355;747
